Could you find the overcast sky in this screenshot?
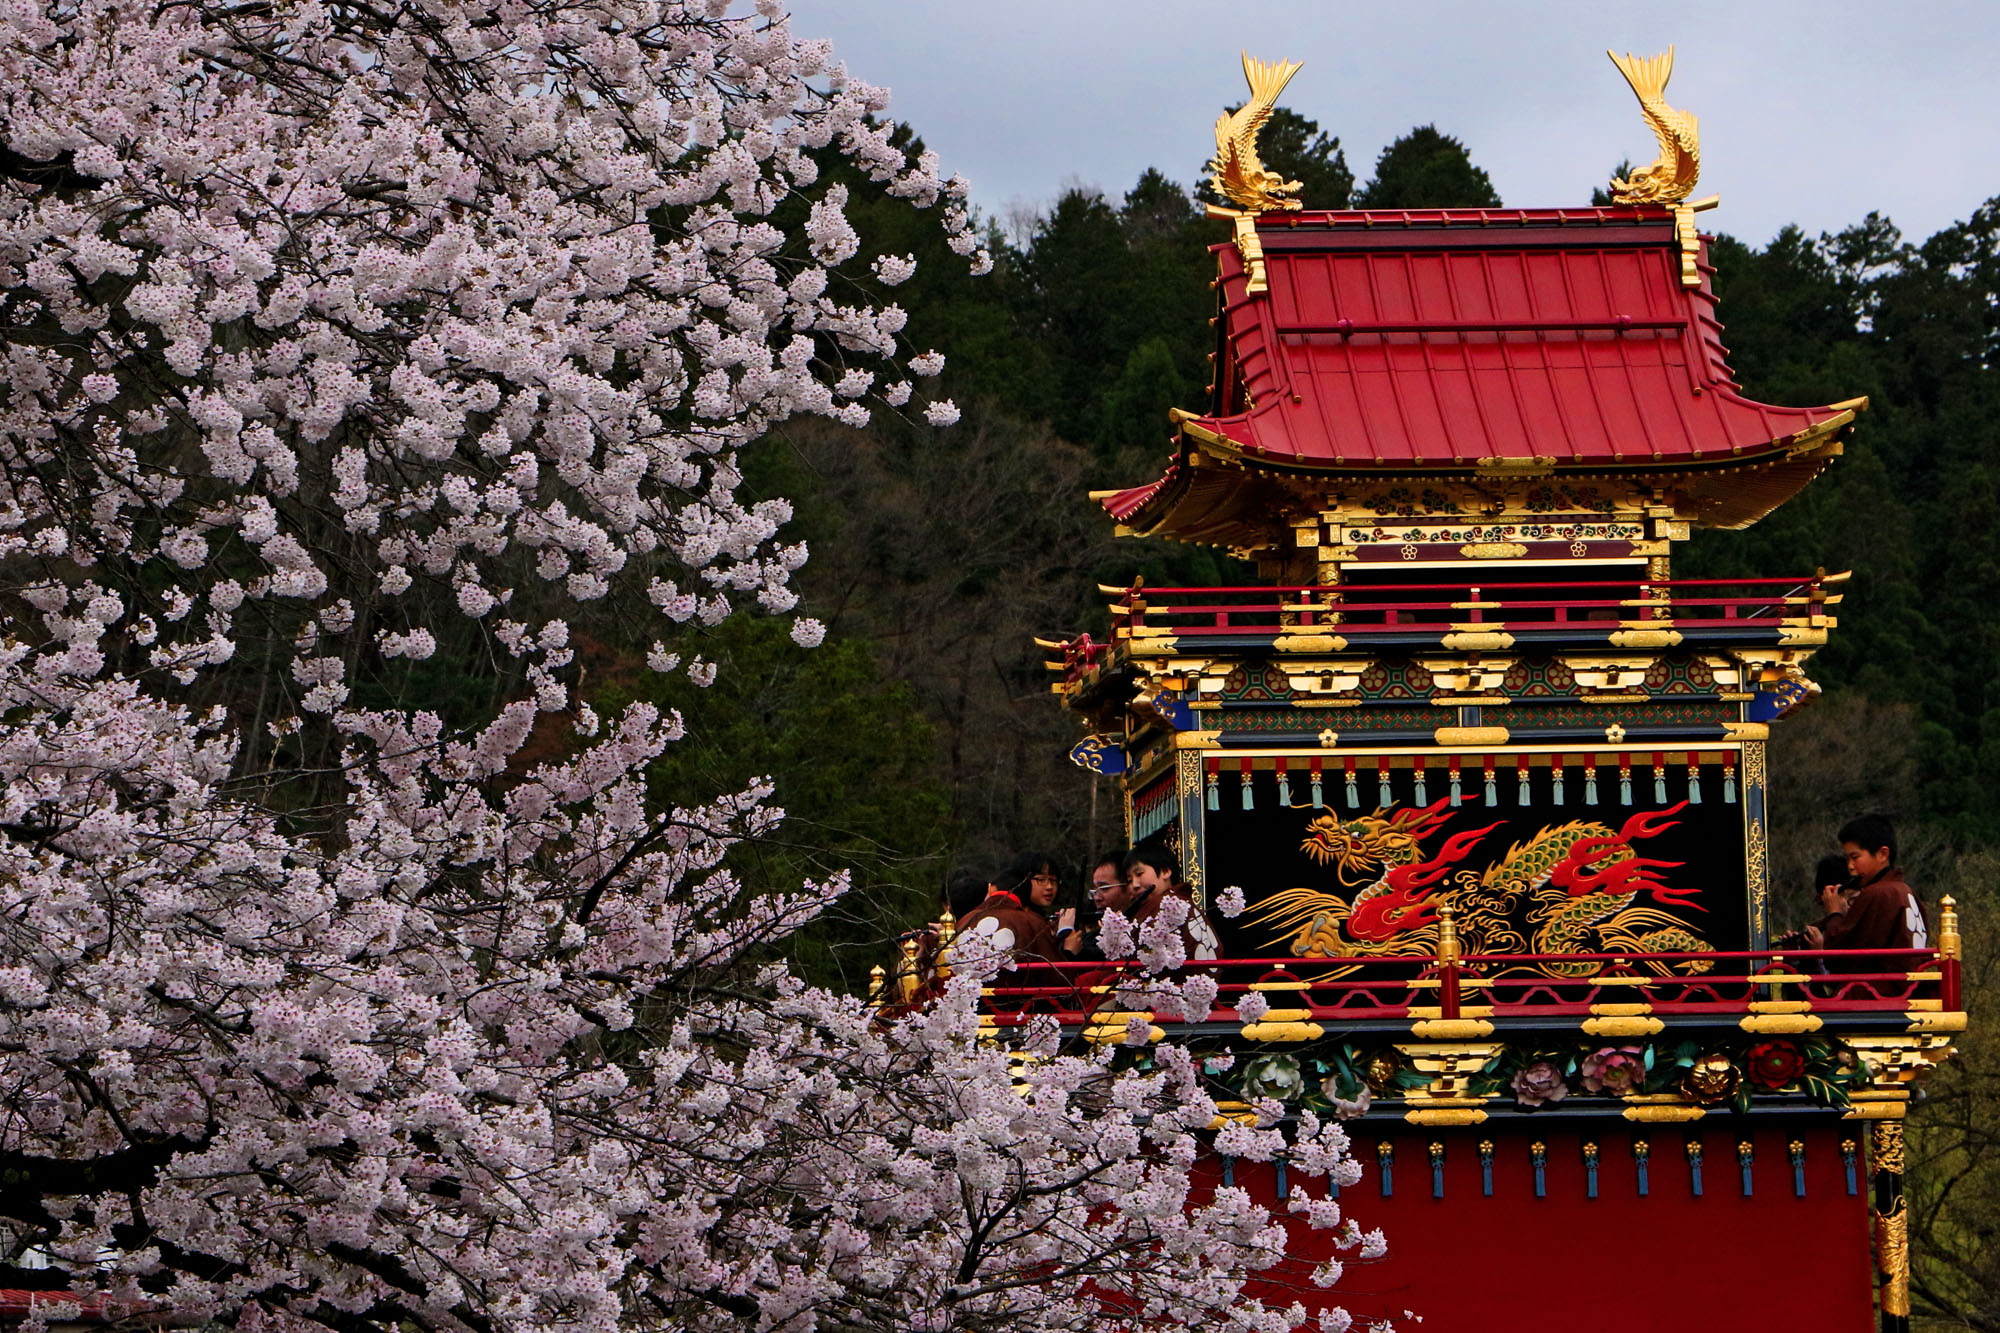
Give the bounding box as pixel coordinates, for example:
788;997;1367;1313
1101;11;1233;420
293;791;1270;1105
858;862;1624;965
797;0;1999;250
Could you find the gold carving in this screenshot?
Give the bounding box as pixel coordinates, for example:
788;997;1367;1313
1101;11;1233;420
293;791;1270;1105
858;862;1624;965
1209;208;1273;295
1439;631;1516;651
1739;1012;1824;1034
1724;721;1771;740
1433;726;1510;746
1607;628;1684;649
1878;1198;1911;1316
1436;904;1461;966
1170;730;1224;750
1607;48;1701;205
1460;541;1529;559
1272;632;1347;653
1473;455;1556;476
1872;1121;1907;1173
1583;1015;1666;1037
1906;1011;1968;1034
1744;737;1768;930
1744;740;1767;784
1673;204;1702;288
1622;1104;1706;1123
1084;1012;1164;1045
1209;1099;1259;1129
1408;1018;1495;1039
1241;1009;1326;1042
1405;1107;1489;1127
1208;54;1306;214
1873;1122;1911;1316
1941;895;1962;961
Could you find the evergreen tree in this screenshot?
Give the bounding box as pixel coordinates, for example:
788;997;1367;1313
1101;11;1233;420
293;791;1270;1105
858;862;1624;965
1355;124;1502;208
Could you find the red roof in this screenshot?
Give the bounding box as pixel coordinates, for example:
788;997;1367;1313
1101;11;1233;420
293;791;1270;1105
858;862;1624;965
1103;207;1860;540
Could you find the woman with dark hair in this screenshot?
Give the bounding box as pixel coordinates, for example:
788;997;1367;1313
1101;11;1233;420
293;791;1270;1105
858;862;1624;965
955;850;1061;962
1000;850;1062;918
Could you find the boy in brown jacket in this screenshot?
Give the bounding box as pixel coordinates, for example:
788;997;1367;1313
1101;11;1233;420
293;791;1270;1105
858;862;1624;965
1803;813;1927;971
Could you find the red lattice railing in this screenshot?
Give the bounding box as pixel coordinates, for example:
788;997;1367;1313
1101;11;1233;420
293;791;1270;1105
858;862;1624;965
975;946;1951;1028
1103;575;1837;639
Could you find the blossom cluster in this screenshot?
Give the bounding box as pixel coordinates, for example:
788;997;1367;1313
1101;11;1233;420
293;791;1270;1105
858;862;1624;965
0;2;1367;1331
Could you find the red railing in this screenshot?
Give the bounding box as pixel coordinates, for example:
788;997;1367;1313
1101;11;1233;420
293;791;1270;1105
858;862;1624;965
977;946;1947;1028
1105;576;1837;639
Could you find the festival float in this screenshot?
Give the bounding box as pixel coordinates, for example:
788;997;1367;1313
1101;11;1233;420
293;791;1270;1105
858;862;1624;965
912;48;1966;1332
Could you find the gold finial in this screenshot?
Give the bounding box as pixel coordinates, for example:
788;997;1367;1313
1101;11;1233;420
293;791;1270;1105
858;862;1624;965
869;963;887;1006
1606;46;1701;206
1436;902;1461;965
897;934;921;1003
1940;895;1961;961
934;907;957;981
1208;53;1306;214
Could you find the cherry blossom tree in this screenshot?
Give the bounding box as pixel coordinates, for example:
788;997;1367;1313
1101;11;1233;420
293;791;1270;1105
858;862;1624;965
0;1;1372;1330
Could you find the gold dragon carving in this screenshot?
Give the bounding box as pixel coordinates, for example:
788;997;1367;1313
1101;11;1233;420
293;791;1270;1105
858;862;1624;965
1242;798;1715;977
1208;53;1306;213
1205;53;1304;297
1606;46;1700;205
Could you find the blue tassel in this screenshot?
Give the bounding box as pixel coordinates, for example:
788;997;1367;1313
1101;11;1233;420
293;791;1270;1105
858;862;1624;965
1585;768;1599;805
1620;775;1633;806
1654;768;1668;804
1345;774;1360;809
1449;774;1462;807
1431;1143;1445;1199
1414;771;1428;804
1274;1155;1288;1200
1241;773;1253;811
1636;1143;1650;1197
1585;1143;1599;1199
1480;1141;1494;1196
1791;1142;1806;1198
1222;1155;1235;1187
1725;772;1737;804
1206;772;1218;812
1689;1141;1704;1197
1532;1142;1546;1198
1484;774;1499;805
1277;772;1291;806
1842;1140;1858;1195
1518;769;1531;805
1689;766;1702;804
1553;767;1566;806
1311;775;1323;808
1378;1142;1394;1197
1738;1141;1754;1197
1379;773;1393;807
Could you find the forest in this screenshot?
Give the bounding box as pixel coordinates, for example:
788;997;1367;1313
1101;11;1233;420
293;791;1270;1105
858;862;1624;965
609;112;2000;1326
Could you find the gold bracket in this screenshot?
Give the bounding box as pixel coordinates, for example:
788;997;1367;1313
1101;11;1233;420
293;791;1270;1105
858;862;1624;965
1739;1012;1824;1034
1583;1015;1665;1038
1207;205;1270;295
1622;1103;1706;1123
